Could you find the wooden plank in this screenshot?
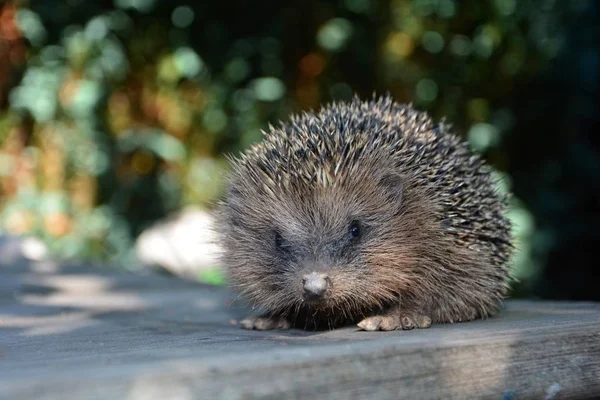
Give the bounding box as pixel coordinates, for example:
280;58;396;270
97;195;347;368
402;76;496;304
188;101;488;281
1;260;599;400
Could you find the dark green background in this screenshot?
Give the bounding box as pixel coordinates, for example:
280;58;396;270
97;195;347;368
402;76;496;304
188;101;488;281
0;0;598;300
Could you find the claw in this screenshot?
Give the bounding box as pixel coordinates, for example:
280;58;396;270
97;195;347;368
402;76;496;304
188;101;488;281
358;310;432;332
239;315;291;330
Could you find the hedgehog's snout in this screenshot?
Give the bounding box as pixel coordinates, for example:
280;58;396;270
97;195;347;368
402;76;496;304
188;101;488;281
302;272;331;300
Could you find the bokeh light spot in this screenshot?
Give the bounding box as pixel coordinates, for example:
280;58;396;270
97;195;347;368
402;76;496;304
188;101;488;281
251;77;286;102
495;0;516;16
345;0;371;14
413;0;437;16
422;31;445;54
85;16;108;42
203;108;228;133
174;47;204;78
171;6;194;29
16;9;47;47
474;33;494;58
299;53;325;77
317;18;353;52
115;0;157;13
386;32;414;59
416;78;438;102
467;123;500;152
224;58;250;83
437;0;456;18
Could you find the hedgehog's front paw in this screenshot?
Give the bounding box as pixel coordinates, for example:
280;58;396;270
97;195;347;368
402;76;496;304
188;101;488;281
239;315;291;330
358;311;432;331
357;315;400;331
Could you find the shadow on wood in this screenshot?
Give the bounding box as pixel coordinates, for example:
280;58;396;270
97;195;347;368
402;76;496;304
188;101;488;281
1;260;599;399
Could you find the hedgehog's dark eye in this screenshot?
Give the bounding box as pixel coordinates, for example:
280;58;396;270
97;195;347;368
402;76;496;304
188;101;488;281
349;220;361;239
275;232;285;248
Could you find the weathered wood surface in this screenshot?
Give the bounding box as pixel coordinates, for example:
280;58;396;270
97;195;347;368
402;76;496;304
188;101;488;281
1;259;599;400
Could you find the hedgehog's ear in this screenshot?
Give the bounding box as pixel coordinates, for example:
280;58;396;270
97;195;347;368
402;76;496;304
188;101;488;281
378;173;404;205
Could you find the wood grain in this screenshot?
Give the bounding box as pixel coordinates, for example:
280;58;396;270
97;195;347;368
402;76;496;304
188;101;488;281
1;260;599;399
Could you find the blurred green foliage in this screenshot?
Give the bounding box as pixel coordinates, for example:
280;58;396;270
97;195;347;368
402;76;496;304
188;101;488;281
0;0;598;298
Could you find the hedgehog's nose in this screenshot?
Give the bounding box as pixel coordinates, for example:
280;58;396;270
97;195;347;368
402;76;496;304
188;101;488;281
302;272;330;299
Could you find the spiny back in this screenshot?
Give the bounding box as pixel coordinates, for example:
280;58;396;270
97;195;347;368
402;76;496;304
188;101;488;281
230;94;511;269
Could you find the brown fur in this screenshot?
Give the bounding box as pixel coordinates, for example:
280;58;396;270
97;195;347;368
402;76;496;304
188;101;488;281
216;95;512;331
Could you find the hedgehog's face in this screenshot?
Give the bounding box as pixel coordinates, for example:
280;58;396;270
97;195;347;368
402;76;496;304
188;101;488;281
219;169;424;322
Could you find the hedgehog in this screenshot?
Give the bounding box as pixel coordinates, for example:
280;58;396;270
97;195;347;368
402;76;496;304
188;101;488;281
216;95;512;331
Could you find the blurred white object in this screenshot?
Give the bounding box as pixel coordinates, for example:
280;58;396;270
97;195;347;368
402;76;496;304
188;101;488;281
135;207;222;279
0;234;48;264
21;236;49;261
